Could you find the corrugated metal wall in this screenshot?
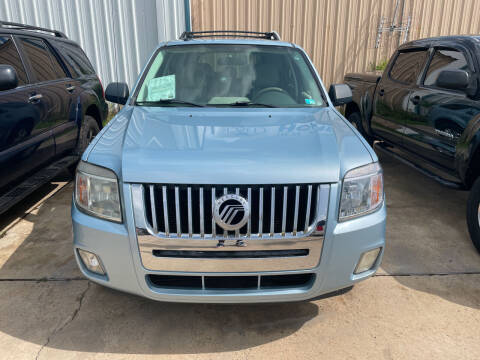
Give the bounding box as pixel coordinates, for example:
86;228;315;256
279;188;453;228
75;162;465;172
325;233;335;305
191;0;480;87
0;0;186;87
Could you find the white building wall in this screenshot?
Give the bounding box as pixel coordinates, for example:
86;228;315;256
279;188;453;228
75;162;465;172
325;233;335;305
0;0;186;87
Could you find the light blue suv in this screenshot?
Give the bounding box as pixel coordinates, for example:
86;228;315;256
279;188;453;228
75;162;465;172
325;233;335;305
72;31;386;303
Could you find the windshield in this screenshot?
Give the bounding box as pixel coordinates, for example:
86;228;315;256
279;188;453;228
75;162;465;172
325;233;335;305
135;44;326;107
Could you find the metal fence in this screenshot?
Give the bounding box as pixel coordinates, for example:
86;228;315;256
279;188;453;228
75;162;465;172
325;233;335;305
191;0;480;87
0;0;187;88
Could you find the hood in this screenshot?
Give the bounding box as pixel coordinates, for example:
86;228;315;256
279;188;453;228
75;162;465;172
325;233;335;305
87;106;373;184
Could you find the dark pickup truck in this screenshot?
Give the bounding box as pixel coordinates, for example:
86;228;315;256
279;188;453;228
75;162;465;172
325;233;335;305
343;36;480;252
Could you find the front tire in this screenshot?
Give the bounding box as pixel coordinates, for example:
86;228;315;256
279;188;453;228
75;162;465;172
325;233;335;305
76;115;100;155
467;177;480;253
347;112;373;145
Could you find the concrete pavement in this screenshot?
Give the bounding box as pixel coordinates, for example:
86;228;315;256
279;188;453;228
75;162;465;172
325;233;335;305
0;153;479;359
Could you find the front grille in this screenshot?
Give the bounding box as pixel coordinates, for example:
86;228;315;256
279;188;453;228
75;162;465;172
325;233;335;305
147;273;315;290
141;184;320;238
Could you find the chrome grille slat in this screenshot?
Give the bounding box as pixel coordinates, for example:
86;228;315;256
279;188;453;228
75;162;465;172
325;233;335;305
259;187;264;237
305;185;312;232
175;186;181;236
211;187;216;238
187;187;193;237
162;186;169;236
293;185;300;235
199;187;204;237
142;183;325;239
149;185;157;233
282;186;288;235
270;186;275;236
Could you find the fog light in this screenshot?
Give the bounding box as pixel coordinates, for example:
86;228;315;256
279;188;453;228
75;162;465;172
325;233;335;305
354;248;381;274
78;249;105;275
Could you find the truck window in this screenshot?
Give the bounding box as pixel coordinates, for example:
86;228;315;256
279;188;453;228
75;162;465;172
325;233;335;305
424;49;468;87
0;35;28;85
19;37;66;82
389;49;428;84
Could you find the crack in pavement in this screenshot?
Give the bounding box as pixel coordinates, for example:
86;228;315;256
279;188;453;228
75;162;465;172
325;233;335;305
0;277;87;282
34;281;90;360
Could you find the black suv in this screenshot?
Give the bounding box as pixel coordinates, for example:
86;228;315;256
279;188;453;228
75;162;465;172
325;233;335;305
0;21;107;213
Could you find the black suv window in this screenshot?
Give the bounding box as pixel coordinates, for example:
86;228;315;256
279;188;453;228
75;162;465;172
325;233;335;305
54;41;95;78
389;49;429;84
424;49;468;87
0;35;28;86
19;37;66;82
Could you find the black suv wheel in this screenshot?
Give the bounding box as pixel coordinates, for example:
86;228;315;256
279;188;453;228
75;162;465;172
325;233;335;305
76;115;100;155
467;177;480;253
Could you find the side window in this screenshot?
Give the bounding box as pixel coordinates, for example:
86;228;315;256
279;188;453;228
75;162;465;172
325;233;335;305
18;37;66;83
424;49;468;87
58;42;96;77
0;35;28;86
389;49;429;84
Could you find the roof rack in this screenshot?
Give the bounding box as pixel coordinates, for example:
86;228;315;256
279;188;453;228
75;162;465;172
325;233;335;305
179;30;281;41
0;21;67;38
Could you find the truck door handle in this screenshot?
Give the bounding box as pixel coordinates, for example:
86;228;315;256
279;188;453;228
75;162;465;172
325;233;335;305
66;85;76;92
28;93;43;103
410;95;420;105
378;89;385;96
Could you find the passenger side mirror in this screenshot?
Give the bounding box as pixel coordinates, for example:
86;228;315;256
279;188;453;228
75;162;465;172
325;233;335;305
105;82;129;105
328;84;352;107
436;70;469;91
0;65;18;91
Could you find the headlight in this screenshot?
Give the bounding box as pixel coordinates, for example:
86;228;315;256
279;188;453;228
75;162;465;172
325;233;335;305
75;161;122;222
339;162;383;221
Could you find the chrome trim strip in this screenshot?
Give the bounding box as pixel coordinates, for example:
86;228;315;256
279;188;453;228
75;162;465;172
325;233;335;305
136;234;324;272
293;185;300;235
199;187;204;237
162;185;169;236
149;185;157;233
305;185;312;232
235;187;240;238
282;186;288;236
187;187;192;237
317;184;330;222
223;187;228;237
247;187;251;237
175;186;181;236
270;186;275;236
259;187;263;237
211;187;216;238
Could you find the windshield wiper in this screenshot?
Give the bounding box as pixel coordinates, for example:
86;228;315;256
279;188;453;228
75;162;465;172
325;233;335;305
135;99;205;107
226;101;278;108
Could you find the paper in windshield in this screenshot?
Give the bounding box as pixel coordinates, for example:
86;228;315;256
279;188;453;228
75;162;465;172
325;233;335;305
147;75;175;101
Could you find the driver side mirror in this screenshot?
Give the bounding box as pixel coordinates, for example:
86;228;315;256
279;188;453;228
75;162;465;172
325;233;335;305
0;65;18;91
328;84;352;107
436;70;469;91
105;82;129;105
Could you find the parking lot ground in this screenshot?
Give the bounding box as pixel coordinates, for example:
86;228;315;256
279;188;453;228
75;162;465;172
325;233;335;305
0;153;479;360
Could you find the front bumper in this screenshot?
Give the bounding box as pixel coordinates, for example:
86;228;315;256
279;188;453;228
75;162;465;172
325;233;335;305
72;183;386;303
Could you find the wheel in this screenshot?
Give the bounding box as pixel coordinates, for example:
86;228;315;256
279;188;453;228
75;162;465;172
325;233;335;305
347;112;373;145
76;115;100;155
467;177;480;253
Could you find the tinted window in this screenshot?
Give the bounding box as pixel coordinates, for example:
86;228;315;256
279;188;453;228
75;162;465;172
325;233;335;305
0;36;28;86
55;42;95;77
389;50;428;84
19;37;66;82
424;49;468;87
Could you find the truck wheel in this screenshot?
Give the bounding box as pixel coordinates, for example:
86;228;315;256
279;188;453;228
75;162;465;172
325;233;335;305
348;112;373;145
76;115;100;155
467;177;480;253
